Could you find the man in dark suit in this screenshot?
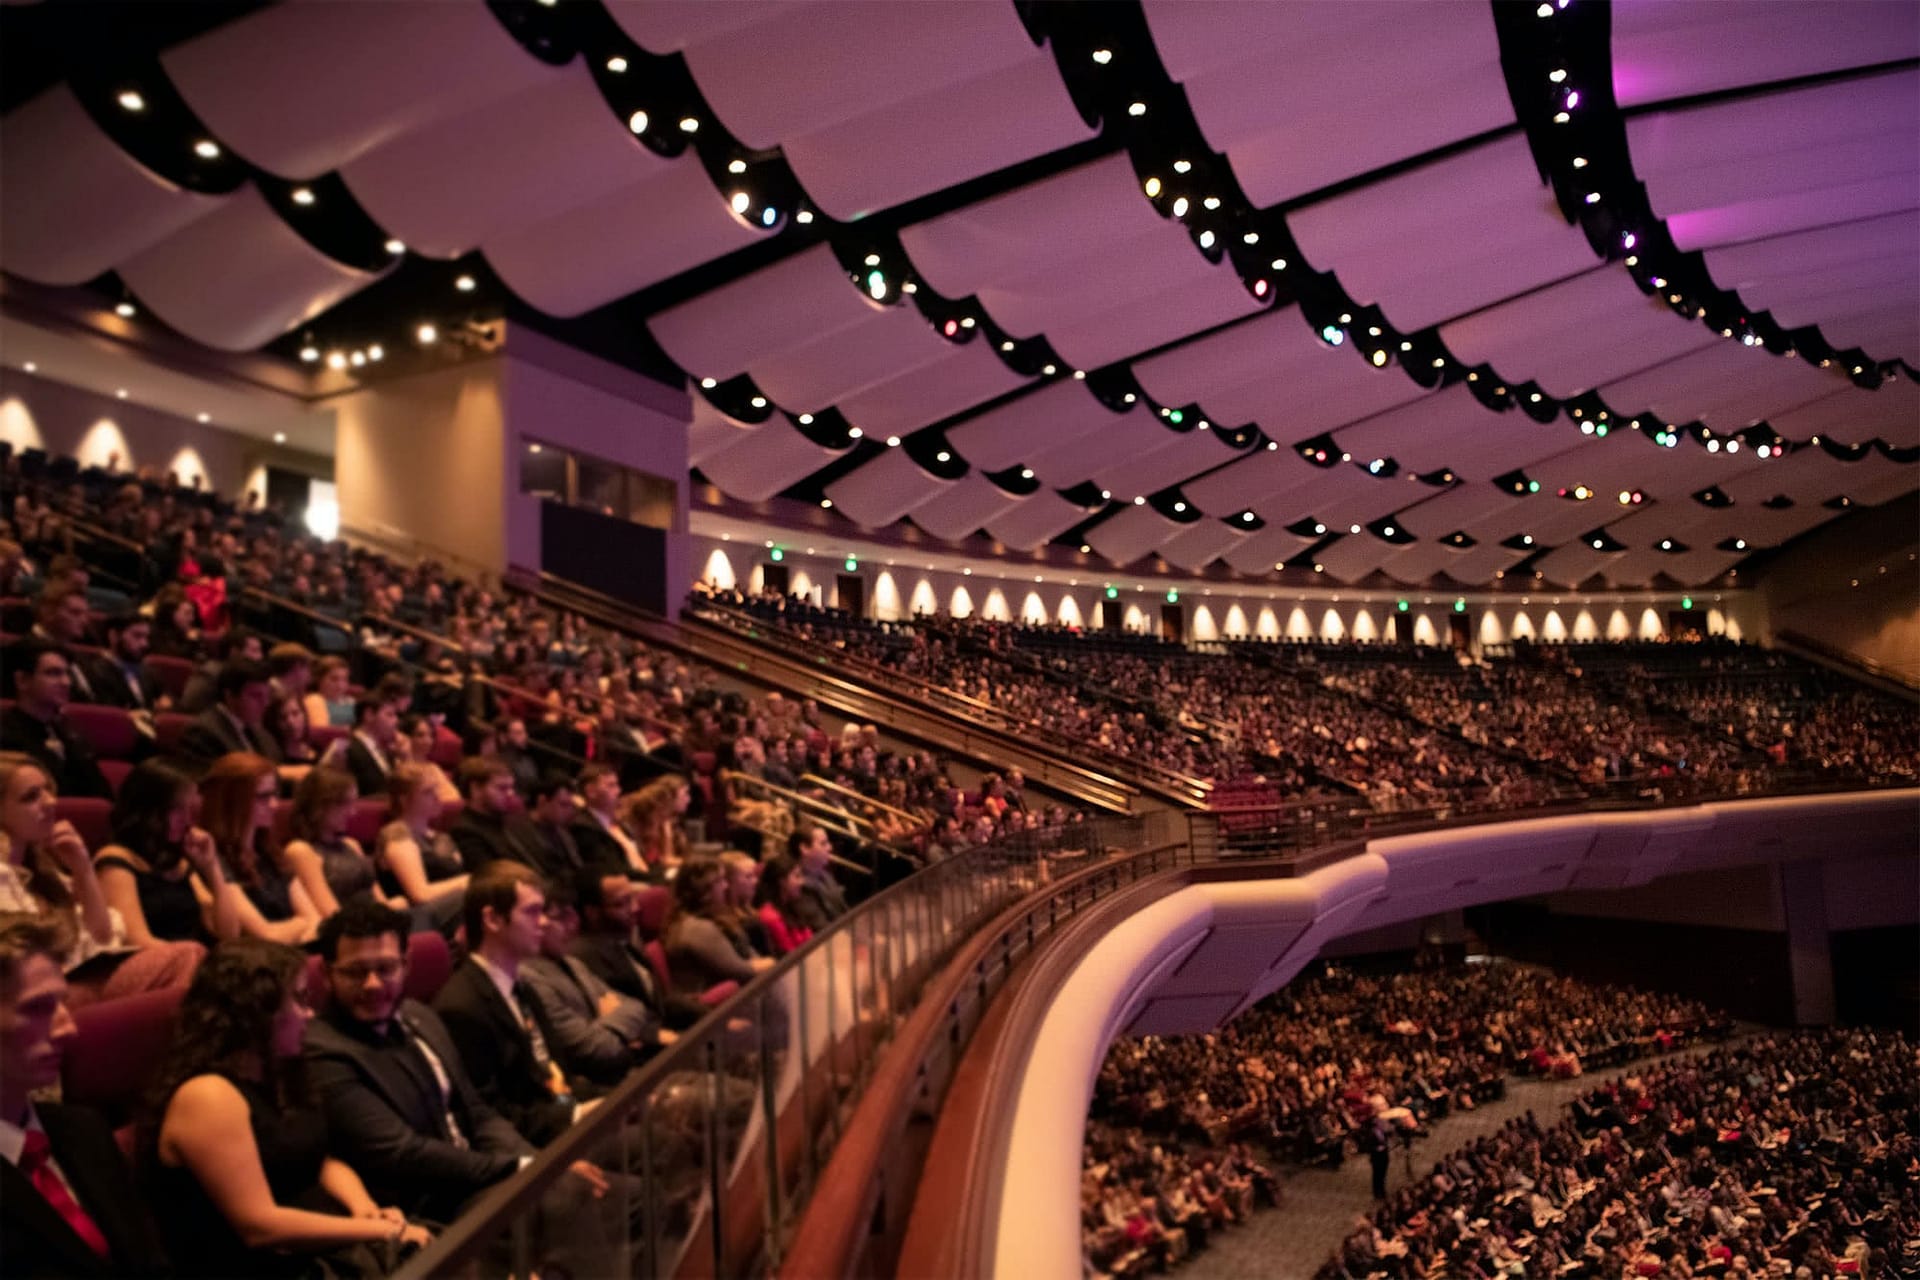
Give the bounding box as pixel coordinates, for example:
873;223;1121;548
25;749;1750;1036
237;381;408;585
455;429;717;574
304;897;610;1225
789;824;849;931
519;878;670;1092
0;639;112;799
447;757;547;873
572;871;703;1031
431;861;576;1147
570;763;646;877
77;614;166;712
29;584;100;703
0;914;166;1277
525;773;589;884
344;694;400;801
176;658;280;766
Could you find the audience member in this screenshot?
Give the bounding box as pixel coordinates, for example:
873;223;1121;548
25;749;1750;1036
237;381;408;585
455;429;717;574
94;760;238;947
518;877;671;1092
178;660;281;766
199;754;322;944
1;639;112;799
447;758;544;874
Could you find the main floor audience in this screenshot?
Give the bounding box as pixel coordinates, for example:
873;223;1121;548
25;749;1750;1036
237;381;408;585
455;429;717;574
1084;963;1736;1277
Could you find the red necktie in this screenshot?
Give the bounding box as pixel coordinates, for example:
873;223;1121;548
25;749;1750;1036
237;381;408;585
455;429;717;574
18;1128;111;1259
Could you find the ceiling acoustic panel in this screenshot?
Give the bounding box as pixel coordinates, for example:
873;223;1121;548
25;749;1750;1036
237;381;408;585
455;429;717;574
1158;520;1248;572
342;67;673;261
1287;134;1600;333
836;342;1034;438
648;243;878;382
947;379;1137;475
1768;378;1920;450
1086;503;1185;568
748;305;956;415
1597;342;1853;433
911;474;1025;542
1612;0;1920;109
0;86;223;286
984;492;1101;552
822;447;957;529
1220;526;1317;574
1331;386;1567;480
484;158;762;318
1089;429;1250;506
688;397;760;468
1379;540;1468;585
165;0;547;179
117;186;385;351
1144;0;1513;207
696;418;850;503
1534;541;1626;589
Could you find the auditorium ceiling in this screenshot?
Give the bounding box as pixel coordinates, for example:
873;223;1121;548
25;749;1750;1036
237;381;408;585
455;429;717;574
2;0;1915;590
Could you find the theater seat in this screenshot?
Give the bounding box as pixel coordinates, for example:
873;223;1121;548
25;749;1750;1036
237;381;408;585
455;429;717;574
431;727;461;769
54;797;113;850
635;886;670;939
641;940;673;991
99;759;133;795
344;797;388;847
403;931;453;1002
143;655;195;701
153;711;194;754
699;979;740;1007
430;797;464;832
309;723;349;756
63;985;186;1121
62;704;141;760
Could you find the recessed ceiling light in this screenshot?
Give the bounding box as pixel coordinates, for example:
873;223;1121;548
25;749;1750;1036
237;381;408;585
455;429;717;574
115;302;136;318
627;110;649;134
415;324;437;345
117;90;145;112
384;238;406;255
606;56;628;73
455;275;476;292
291;187;315;206
193;139;220;159
22;362;35;373
196;412;210;423
273;432;286;444
115;388;128;399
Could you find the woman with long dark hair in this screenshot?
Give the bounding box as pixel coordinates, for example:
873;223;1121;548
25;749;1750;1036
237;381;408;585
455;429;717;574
662;856;774;993
752;854;814;956
198;754;322;945
93;759;244;955
280;767;382;916
144;939;432;1276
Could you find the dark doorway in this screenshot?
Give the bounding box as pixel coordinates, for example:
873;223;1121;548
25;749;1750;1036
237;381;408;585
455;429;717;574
1448;612;1472;651
836;573;866;618
1160;603;1185;642
1667;608;1706;639
762;563;790;596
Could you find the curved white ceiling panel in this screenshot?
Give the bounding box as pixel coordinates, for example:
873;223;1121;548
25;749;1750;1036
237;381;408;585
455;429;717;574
165;0;546;179
823;447;957;529
688;397;759;468
1288;134;1599;333
1089;428;1249;504
1183;452;1295;517
946;380;1135;474
117;186;383;351
1046;275;1266;377
837;342;1033;438
485;158;761;318
980;226;1219;341
1535;541;1626;588
911;475;1025;542
697;419;850;503
647;1;1040;151
1439;269;1720;400
984;492;1099;552
648;243;878;381
1086;504;1184;568
1023;411;1183;489
1379;541;1469;585
605;1;784;55
749;305;955;415
1314;533;1394;585
1144;0;1512;207
1769;378;1920;450
1158;520;1249;572
899;154;1163;300
0;86;222;285
1612;0;1919;109
343;68;667;260
1437;542;1530;584
1220;526;1316;574
1331;387;1547;479
784;52;1094;223
1595;343;1850;432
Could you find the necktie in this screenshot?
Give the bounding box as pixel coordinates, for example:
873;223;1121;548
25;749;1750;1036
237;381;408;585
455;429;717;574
18;1128;111;1259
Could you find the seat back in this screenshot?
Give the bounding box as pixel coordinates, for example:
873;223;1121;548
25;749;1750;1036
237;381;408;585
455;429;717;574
344;797;389;848
98;759;133;795
641;938;673;991
143;655;195;700
62;703;140;760
63;986;187;1122
54;797;114;850
153;712;194;754
404;931;454;1002
635;885;671;939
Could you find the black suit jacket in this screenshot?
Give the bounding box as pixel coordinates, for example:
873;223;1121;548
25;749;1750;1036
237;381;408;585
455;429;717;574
77;655;161;711
446;809;546;875
0;1103;167;1278
571;932;703;1030
568;814;636;877
343;738;390;801
431;961;574;1149
303;1000;531;1222
177;707;280;766
0;706;111;799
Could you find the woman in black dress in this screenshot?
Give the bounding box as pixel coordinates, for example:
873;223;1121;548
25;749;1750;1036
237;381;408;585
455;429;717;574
95;760;240;947
143;938;432;1277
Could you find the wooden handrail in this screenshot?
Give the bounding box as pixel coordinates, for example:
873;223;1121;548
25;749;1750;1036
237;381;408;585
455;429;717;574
798;772;927;829
722;768;877;838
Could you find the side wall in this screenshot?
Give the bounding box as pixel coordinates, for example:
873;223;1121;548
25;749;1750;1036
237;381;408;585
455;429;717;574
1759;491;1920;682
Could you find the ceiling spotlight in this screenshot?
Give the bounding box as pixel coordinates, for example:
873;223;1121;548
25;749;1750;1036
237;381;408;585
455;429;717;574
291;187;316;206
1171;196;1189;217
117;89;145;112
273;432;286;444
350;350;367;367
1019;467;1034;479
936;450;952;463
115;388;129;399
1092;48;1113;64
367;344;383;361
885;436;901;447
1549;68;1568;83
820;498;832;509
679;116;700;133
727;159;747;175
196;412;210;423
1572;156;1588;168
1313;522;1326;534
1735;539;1746;550
699;377;717;389
1133;496;1146;505
455;274;476;292
798;413;814;425
628;110;649;134
796;210;814;225
1174;502;1187;512
1042;364;1057;376
749;396;767;408
1197;230;1215;249
193;139;220;159
1270;257;1288;271
606;55;628;73
384;238;406;255
415;324;436;345
1127;101;1146;117
1143;176;1162;198
730;191;751;214
1202;196;1221;210
1101;490;1112;500
21;362;34;373
114;301;136;318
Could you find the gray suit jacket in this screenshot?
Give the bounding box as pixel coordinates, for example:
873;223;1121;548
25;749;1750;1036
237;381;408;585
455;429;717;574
519;953;659;1089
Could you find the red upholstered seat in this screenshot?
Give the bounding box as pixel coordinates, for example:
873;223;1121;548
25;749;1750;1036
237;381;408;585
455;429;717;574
143;655;195;700
309;723;348;755
99;759;132;795
403;930;453;1002
430;797;464;832
54;797;113;850
62;704;141;760
641;939;673;991
344;797;389;847
152;712;194;753
700;980;739;1007
691;751;717;776
431;727;461;769
635;886;671;939
62;986;186;1120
